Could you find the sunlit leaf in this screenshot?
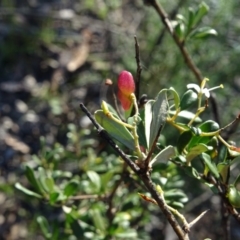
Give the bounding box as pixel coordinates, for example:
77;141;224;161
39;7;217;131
186;143;211;163
164;190;188;208
175;22;185;41
179;90;198;110
187;7;195;31
25;166;43;194
189;27;217;39
15;182;42;199
95;110;135;151
64;180;79;197
192;2;209;28
169;87;180;109
137;108;148;149
150;145;175;166
86;171;101;192
201;153;220;179
144;100;154;149
90;208;106;233
149;91;168;150
100;171;114;189
114;230;138;238
49;192;60;204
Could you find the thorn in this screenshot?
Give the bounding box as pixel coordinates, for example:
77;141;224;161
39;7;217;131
188;210;209;229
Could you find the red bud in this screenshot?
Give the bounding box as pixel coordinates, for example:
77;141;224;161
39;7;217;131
117;71;135;96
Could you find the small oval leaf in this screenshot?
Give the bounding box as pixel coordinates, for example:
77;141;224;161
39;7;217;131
180;90;198;110
94;110;135;151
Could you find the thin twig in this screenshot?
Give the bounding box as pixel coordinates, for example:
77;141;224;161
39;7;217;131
201;174;240;222
188;210;209;228
221;197;230;240
140;173;189;239
69;194;102;200
143;0;220;123
146;0;186;60
134;36;142;102
106;164;128;223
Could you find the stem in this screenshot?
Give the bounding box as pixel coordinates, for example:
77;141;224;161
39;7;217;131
143;0;220;123
217;135;232;149
167;119;186;132
188;106;205;126
134;36;142;102
106;111;134;129
141;173;189;240
80;103;189;240
131;93;145;159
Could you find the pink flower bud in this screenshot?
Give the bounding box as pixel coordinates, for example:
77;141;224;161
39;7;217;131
117;71;135;96
117;70;135;110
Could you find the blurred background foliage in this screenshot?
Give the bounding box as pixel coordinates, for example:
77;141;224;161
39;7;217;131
1;0;240;239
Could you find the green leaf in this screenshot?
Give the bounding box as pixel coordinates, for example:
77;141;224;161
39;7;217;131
38;168;52;193
164;190;188;208
114;229;138;238
149;91;168;150
186;143;211;163
175;22;185;41
164;190;188;200
64;180;79;197
167;201;184;209
90;208;106;233
37;216;52;239
49;192;60;204
168;87;180;109
66;213;85;238
100;171;114;189
218;145;228;163
187;7;196;32
189;27;217;40
192;2;209;28
200;153;220;179
15;182;43;199
104;102;118;116
25;166;43;194
217;162;229;183
150;146;175;166
137;108;148;149
86;171;101;192
94;110;135;151
199;120;219;132
44;177;55;193
177;130;193;153
180;90;198;110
